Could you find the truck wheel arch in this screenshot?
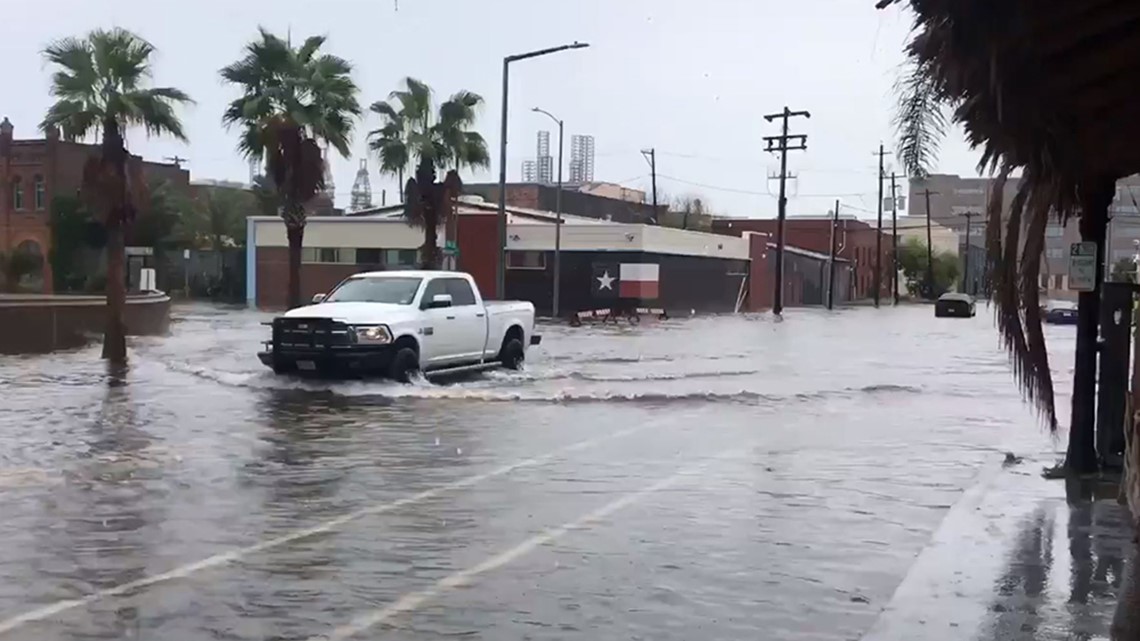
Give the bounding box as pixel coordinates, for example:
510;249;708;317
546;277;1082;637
392;334;419;354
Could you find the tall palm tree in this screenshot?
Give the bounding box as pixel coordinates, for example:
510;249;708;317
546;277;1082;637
220;28;360;308
368;78;489;266
41;28;192;364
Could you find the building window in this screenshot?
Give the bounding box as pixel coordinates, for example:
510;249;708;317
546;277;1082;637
1045;247;1065;259
507;250;546;270
1053;274;1063;290
300;247;356;264
385;249;418;267
356;248;383;266
33;175;45;210
1045;225;1064;238
11;177;24;210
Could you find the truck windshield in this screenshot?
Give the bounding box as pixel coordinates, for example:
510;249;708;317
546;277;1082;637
324;277;423;304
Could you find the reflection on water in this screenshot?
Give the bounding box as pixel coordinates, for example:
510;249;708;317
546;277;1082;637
984;479;1133;641
0;303;1098;640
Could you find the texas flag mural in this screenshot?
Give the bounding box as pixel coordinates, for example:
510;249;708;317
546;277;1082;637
591;262;660;299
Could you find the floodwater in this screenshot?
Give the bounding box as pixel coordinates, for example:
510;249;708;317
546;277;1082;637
0;303;1122;640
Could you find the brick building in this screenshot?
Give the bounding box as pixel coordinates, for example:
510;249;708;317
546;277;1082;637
711;216;894;301
463;182;665;225
0;117;189;293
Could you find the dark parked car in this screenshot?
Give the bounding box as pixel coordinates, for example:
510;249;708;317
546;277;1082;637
934;293;976;318
1043;300;1079;325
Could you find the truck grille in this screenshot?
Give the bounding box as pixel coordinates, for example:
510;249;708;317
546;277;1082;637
273;318;353;351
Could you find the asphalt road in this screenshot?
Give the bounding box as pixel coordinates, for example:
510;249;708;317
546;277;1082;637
0;304;1082;640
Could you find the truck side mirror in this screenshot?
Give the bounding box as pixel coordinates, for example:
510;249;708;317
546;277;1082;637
424;293;452;309
311;293;326;304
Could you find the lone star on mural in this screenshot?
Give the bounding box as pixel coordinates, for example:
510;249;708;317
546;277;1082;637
596;271;615;290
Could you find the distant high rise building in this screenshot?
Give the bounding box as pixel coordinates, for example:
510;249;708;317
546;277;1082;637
536;130;553;184
569;134;595;185
248;157;262;185
349;158;373;211
521;160;537;183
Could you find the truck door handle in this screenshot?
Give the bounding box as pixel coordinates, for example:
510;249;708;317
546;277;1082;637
476;313;485;318
446;315;456;320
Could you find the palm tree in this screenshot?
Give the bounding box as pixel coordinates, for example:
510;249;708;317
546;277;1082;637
220;28;360;308
40;28;192;364
368;78;489;266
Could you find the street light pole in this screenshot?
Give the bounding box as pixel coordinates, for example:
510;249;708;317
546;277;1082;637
533;107;564;318
495;42;589;300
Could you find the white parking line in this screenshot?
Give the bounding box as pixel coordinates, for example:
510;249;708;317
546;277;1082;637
307;447;738;641
0;425;648;637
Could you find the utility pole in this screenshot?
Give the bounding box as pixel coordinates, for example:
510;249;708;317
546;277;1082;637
959;211;982;295
890;171;900;305
641;149;658;223
923;188;939;298
164;155;188;168
828;200;839;310
763;107;811;315
873;145;890;308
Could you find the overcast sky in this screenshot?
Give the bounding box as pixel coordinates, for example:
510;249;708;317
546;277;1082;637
3;0;984;218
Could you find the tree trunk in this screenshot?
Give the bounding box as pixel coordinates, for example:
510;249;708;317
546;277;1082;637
102;215;127;362
1069;180;1113;474
100;119;129;364
422;209;440;270
286;224;303;310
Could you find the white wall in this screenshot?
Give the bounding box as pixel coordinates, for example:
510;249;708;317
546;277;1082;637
506;222;750;260
251;217;438;249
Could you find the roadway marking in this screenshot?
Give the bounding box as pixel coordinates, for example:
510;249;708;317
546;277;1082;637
0;425;648;637
307;447;739;641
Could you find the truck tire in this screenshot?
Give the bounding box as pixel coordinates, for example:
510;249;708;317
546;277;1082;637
499;337;525;370
272;358;296;375
389;347;420;383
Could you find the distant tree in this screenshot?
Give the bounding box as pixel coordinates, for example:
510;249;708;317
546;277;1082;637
660;194;713;231
128;180;190;251
181;187;257;250
41;28;193;363
49;195;104;292
1111;257;1137;284
221;28;361;308
898;237;959;298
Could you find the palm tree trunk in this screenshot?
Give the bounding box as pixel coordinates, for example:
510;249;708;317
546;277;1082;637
282;200;306;309
422;208;440;270
101;119;128;364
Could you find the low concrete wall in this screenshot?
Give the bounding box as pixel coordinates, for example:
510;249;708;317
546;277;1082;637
0;292;171;354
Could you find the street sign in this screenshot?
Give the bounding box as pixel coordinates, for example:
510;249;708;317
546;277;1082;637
443;240;458;257
1069;241;1098;291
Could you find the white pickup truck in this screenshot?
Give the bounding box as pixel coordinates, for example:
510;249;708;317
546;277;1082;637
258;270;540;381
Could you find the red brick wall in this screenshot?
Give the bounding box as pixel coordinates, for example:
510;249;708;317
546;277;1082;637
715;218;892;301
456;213;498;299
747;233;773;312
255;247;361;309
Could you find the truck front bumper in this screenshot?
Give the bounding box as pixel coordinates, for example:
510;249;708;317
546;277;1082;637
259;346;395;376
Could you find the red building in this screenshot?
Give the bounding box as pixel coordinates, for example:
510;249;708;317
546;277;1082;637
0;117;189;293
712;216;894;301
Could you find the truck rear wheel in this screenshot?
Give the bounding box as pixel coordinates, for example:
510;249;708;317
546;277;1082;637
389;347;420;383
499;337;525;370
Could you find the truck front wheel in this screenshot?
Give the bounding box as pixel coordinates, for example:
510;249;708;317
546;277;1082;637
389;347;420;383
499;337;525;370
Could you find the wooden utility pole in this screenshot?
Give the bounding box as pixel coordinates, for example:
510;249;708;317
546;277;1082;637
641;149;658;223
828;200;839;310
874;145;890;308
890;171;901;305
764;107;811;315
959;211;983;295
923;188;938;297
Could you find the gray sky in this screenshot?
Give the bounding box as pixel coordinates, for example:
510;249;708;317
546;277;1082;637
3;0;982;218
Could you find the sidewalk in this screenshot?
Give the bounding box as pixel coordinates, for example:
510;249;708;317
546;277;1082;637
860;458;1135;641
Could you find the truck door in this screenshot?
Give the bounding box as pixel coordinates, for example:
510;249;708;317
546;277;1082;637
419;278;461;366
442;277;487;363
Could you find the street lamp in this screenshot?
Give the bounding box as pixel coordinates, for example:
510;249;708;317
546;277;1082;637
496;42;589;300
532;107;563;318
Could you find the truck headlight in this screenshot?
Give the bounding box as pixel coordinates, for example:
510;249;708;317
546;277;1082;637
352;325;393;344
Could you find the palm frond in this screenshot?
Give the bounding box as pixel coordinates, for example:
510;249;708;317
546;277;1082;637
893;58;948;179
40;99;101;141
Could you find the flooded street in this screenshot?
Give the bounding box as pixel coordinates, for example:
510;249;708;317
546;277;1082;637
0;304;1104;640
